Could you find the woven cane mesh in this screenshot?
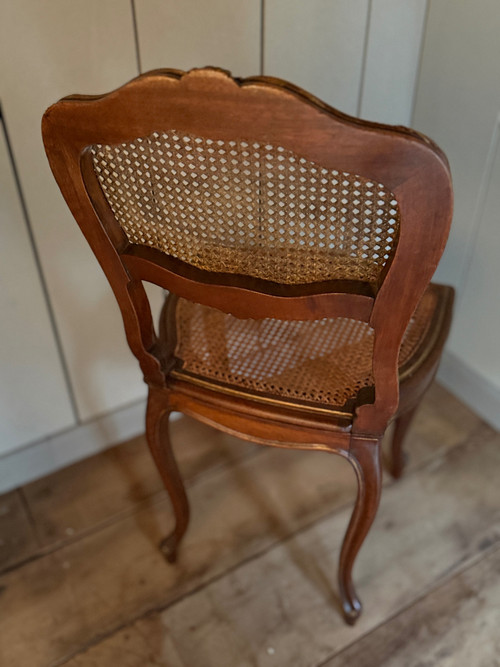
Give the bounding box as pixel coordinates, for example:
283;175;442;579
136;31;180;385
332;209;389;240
173;288;438;409
90;130;400;285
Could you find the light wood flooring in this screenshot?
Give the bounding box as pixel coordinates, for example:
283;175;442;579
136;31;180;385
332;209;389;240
1;382;499;666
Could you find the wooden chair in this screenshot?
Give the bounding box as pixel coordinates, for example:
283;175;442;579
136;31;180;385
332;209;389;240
42;68;454;624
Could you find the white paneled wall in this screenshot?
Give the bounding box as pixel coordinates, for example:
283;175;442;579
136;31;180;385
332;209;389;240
264;0;369;115
414;0;500;290
452;119;500;387
413;0;500;428
0;0;151;422
0;122;74;455
135;0;261;75
360;0;427;124
0;1;428;490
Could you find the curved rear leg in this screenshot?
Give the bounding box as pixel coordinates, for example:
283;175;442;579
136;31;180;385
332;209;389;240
339;437;382;624
390;404;418;479
146;389;190;563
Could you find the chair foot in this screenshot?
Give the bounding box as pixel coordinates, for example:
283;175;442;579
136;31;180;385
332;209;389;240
160;532;180;564
339;436;382;624
341;596;362;625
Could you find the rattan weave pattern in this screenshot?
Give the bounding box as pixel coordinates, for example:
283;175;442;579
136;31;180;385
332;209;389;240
173;288;438;409
90;130;400;285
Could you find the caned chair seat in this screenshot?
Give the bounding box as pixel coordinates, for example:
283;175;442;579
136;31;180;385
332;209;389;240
168;283;453;417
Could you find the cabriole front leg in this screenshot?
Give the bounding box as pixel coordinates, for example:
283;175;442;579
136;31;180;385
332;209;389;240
146;388;190;563
338;436;382;624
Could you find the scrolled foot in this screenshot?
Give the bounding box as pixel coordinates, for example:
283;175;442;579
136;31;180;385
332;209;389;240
160;533;179;564
341;596;362;625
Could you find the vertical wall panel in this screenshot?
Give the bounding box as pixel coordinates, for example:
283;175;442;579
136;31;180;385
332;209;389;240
413;0;500;425
413;0;500;289
360;0;427;125
0;1;164;421
450;117;500;387
0;124;74;455
135;0;261;76
264;0;369;115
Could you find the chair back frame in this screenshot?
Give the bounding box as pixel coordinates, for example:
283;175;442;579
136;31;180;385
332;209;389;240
42;67;453;435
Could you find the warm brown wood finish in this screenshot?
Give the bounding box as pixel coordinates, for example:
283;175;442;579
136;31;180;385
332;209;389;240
42;67;454;623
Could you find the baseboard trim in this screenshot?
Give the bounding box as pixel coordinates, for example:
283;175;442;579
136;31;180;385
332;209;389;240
0;399;148;494
438;350;500;431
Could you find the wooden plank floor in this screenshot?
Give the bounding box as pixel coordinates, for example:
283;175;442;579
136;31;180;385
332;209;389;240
0;383;498;667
